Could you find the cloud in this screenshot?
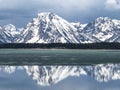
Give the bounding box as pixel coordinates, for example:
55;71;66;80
0;0;104;11
105;0;120;10
0;0;119;27
0;0;107;14
0;0;38;10
35;0;105;12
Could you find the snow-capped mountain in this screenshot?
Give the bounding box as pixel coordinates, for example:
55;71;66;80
1;64;120;86
0;24;20;43
83;17;120;42
18;12;90;43
0;12;120;43
71;22;87;31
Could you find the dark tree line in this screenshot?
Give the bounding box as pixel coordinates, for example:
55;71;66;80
0;42;119;49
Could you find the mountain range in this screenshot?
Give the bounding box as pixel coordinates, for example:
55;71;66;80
1;64;120;86
0;12;120;43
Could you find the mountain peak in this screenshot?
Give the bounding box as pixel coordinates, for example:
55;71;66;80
95;17;112;24
38;12;55;16
96;17;110;20
3;24;16;32
37;12;57;21
83;16;120;42
0;12;119;43
19;12;84;43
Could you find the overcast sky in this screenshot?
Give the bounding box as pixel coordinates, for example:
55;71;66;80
0;0;120;27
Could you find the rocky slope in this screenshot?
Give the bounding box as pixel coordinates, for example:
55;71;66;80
18;12;90;43
0;12;120;43
83;17;120;42
0;24;20;43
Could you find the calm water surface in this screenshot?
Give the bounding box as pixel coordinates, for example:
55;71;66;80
0;64;120;90
0;49;120;90
0;49;119;65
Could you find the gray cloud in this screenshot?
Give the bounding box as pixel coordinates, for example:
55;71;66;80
105;0;120;10
0;0;119;27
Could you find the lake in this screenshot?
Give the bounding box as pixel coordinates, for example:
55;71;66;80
0;49;119;65
0;49;120;90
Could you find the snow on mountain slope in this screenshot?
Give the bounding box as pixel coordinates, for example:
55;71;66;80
71;22;87;31
18;12;91;43
0;24;20;43
71;22;93;43
83;17;120;42
0;12;120;43
3;24;19;36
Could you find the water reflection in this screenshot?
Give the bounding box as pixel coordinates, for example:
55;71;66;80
0;64;120;90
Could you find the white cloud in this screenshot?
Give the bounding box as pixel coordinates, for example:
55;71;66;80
0;0;120;27
36;0;104;11
105;0;120;10
0;0;103;11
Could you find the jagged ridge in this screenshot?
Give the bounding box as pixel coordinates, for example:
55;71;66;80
0;12;120;43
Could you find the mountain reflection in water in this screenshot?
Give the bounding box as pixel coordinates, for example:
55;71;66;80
0;64;120;90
